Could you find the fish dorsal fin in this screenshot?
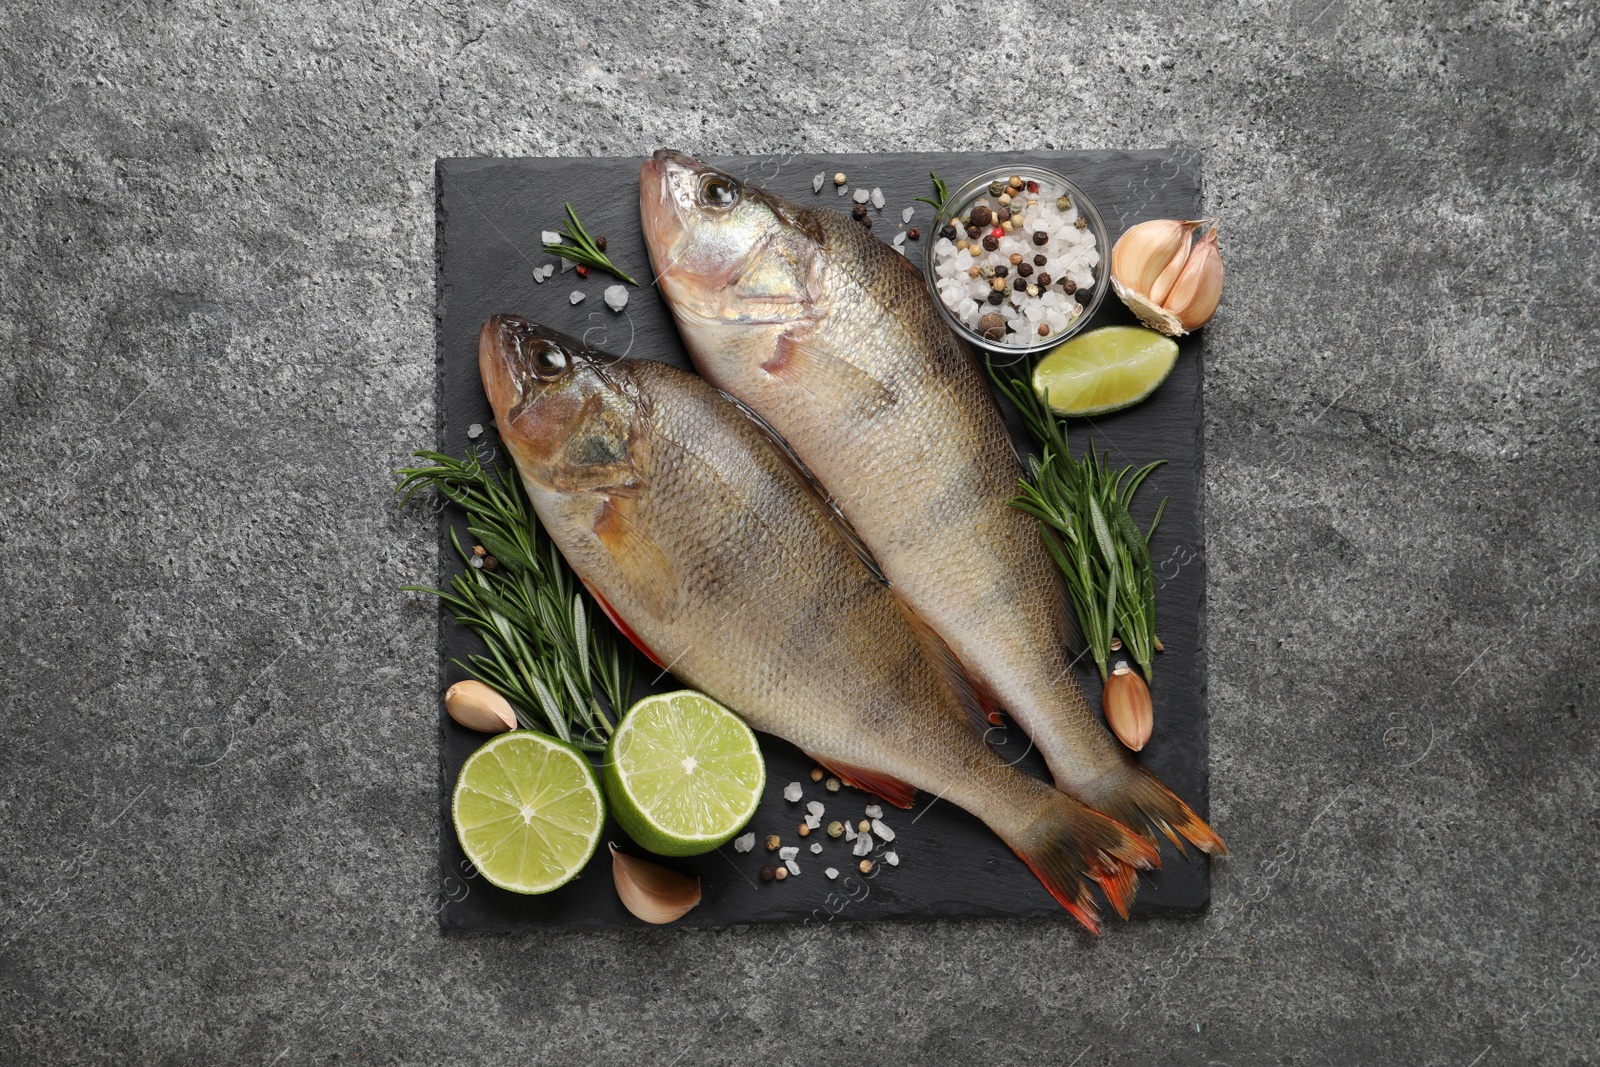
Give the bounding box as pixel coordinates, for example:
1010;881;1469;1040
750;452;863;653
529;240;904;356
894;598;1004;737
591;496;680;621
715;388;887;586
761;330;894;409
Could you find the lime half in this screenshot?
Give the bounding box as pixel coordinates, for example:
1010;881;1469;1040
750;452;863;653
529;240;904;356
452;731;605;894
1032;325;1180;416
602;691;765;857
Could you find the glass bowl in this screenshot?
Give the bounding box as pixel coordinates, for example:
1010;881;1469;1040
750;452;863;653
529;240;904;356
921;164;1110;359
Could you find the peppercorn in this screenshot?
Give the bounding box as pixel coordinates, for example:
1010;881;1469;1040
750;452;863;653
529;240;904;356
827;820;844;838
993;265;1008;278
997;193;1011;207
833;172;847;186
1037;272;1052;286
940;223;957;240
1032;230;1049;246
982;234;999;251
859;859;874;875
1013;277;1027;291
995;206;1012;223
482;555;499;572
810;767;824;782
852;203;868;220
988;180;1006;196
1009;252;1023;265
969;205;992;227
575;264;589;278
1027;284;1039;297
1062;279;1078;294
1056;195;1072;211
860;216;871;229
1016;262;1032;277
857;820;871;832
907;227;919;240
595;235;607;252
986;291;1004;305
967;265;981;279
1007;174;1023;189
1038;323;1050;337
965;224;981;240
978;312;1006;341
759;864;776;882
798;822;811;837
825;777;841;792
1075;216;1088;230
1026;180;1039;193
990;278;1007;293
765;834;780;852
1034;253;1047;266
774;866;788;881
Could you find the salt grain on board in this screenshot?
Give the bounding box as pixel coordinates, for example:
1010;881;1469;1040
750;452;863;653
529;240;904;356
806;801;825;818
901;206;915;224
813;173;825;193
783;782;802;802
733;832;755;853
603;285;628;312
569;291;585;305
853;187;870;204
885;851;899;866
541;230;561;245
826;867;839;880
779;846;798;860
809;842;822;854
852;833;874;856
870;187;885;209
871;818;895;842
785;859;800;876
865;804;883;819
466;423;483;439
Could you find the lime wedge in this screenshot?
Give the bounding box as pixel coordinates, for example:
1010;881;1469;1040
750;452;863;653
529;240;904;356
602;691;765;857
1032;325;1179;416
452;731;605;894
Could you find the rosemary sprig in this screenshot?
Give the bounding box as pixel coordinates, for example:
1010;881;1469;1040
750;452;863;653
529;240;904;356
396;448;633;751
914;171;950;212
989;365;1167;682
541;203;638;285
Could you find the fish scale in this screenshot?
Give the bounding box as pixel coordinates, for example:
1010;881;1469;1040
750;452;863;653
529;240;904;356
478;315;1159;931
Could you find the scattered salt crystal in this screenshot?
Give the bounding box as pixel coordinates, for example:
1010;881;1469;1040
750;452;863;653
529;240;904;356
809;842;822;854
561;258;575;273
836;184;848;196
466;423;483;439
870;187;885;209
783;782;802;802
603;285;628;312
843;823;857;842
893;245;906;256
825;867;839;880
813;172;825;194
864;804;883;819
852;833;874;856
733;832;755;853
568;291;585;305
901;206;914;224
884;851;899;867
532;266;547;284
892;231;906;247
779;845;799;860
785;858;800;876
853;187;870;204
805;814;821;830
806;800;825;817
871;818;895;842
541;230;561;245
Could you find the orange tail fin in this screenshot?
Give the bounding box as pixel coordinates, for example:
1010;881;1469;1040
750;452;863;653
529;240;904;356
1010;790;1160;934
1075;760;1227;859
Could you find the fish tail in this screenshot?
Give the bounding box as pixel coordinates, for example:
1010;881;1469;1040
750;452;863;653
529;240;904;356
1010;790;1161;934
1076;760;1228;859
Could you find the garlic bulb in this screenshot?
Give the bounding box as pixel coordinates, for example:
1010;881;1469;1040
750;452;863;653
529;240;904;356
610;843;702;924
444;680;518;734
1102;664;1153;751
1110;220;1224;336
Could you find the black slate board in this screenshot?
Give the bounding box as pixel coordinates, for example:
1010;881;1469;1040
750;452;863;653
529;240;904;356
434;151;1211;931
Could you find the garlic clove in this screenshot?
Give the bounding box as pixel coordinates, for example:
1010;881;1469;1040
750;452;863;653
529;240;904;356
1102;664;1153;752
1160;225;1224;333
610;843;702;925
1110;219;1195;298
1111;276;1186;337
1146;225;1196;306
444;679;518;734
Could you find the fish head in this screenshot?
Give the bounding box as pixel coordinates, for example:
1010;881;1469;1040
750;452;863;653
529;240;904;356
478;314;643;496
640;149;820;375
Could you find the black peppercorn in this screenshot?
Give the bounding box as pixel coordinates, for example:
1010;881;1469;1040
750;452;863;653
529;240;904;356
986;290;1004;305
994;265;1008;278
970;205;993;227
907;227;920;240
1012;276;1027;291
1037;272;1051;286
1032;230;1048;246
759;864;776;882
982;234;999;251
940;223;957;240
1034;253;1047;267
978;312;1007;341
996;206;1012;223
595;235;607;252
861;216;871;229
1062;279;1078;294
852;203;868;220
1016;262;1033;277
966;224;981;240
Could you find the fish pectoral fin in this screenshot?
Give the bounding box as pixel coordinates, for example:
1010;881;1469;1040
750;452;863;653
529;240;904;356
580;578;667;671
716;389;887;585
761;332;894;408
895;600;1005;734
809;757;917;810
592;496;680;621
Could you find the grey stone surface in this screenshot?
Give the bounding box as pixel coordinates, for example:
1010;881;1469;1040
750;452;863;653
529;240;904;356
1;1;1595;1063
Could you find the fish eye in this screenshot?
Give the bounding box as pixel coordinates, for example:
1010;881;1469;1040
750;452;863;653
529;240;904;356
532;343;569;380
698;175;740;209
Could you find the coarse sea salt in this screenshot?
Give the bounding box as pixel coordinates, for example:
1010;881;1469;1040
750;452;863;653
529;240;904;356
541;230;561;245
853;187;871;204
813;172;825;193
810;842;822;854
603;285;628;312
843;823;857;842
871;818;895;842
785;859;800;876
852;833;874;856
783;782;802;802
902;206;915;224
568;291;585;305
885;851;899;867
733;832;755;853
467;423;483;439
805;814;821;830
826;867;839;880
870;187;885;209
779;845;799;860
806;800;825;817
864;804;883;819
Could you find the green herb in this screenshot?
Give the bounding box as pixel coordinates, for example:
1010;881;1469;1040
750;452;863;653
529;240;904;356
396;449;633;751
542;203;638;285
914;171;950;212
989;364;1166;682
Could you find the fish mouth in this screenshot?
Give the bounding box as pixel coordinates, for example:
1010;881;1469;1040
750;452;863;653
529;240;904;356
639;148;710;284
479;313;536;417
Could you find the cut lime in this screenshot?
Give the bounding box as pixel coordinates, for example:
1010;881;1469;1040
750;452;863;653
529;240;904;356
602;691;765;857
1032;325;1179;416
452;731;605;894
